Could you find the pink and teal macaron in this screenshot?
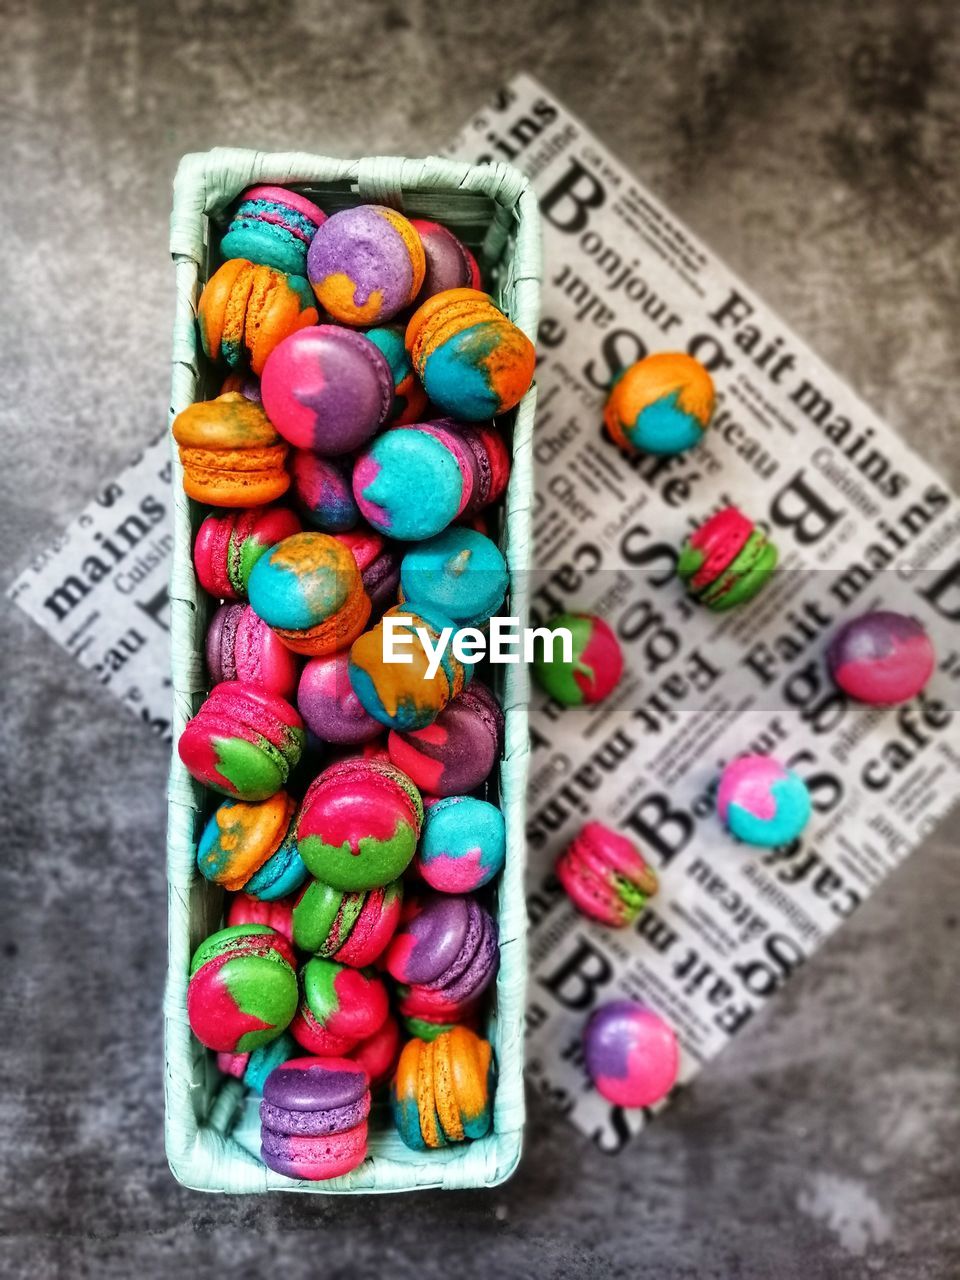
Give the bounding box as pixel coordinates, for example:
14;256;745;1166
297;650;382;745
352;422;478;540
260;1056;371;1180
604;352;715;456
365;326;428;425
717;755;812;846
387;681;503;797
384;894;499;1008
307;204;426;326
826;610;935;704
583;1000;679;1108
206;602;300;700
217;1029;298;1094
193;506;302;601
261;325;393;456
220;186;326;277
556;822;658;927
399;527;508;627
187;924;299;1053
296;755;423;890
415;796;506;893
290;451;358;533
677;506;778;610
292;877;403;965
410;219;482;305
290;957;389;1055
531;612;623;705
197;791;307;900
178;682;306;801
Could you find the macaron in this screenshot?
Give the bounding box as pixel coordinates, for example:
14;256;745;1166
220;371;261;401
410;219;482;305
335;529;401;617
400;1013;477;1043
406;287;535;420
307;204;426;325
187;924;298;1053
260;326;393;455
826;611;935;704
394;982;482;1029
206;602;300;700
717;755;812;847
399;527;508;627
247;532;371;657
392;1026;494;1150
172;393;289;506
352;422;478;541
348;1014;401;1089
193;507;302;601
220;185;327;277
217;1030;298;1094
604;353;715;455
677;506;778;610
454;421;510;516
292;877;403;965
198;258;318;374
290;451;359;533
260;1056;371;1180
365;325;428;425
583;1001;679;1108
531;612;623;705
297;650;382;745
177;681;306;801
387;681;503;796
556;822;659;927
197;791;307;900
384;894;499;1009
296;755;423;890
415;796;506;893
226;892;295;943
290;958;389;1055
349;603;470;731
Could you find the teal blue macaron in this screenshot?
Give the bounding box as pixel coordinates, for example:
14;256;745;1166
400;527;507;627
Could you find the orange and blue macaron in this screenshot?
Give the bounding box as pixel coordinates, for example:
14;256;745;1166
604;352;715;456
172;392;290;507
196;790;308;900
198;258;318;375
391;1026;495;1150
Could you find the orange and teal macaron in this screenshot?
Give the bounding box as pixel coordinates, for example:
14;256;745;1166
604;352;715;456
196;790;307;900
531;612;623;706
186;924;299;1053
365;325;429;425
172;392;290;507
677;506;778;610
307;205;426;326
198;258;318;374
391;1026;495;1150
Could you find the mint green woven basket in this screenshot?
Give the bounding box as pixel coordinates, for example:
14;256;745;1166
164;149;541;1193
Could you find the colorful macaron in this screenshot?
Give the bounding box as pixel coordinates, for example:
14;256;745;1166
206;602;300;700
826;611;935;705
296;755;423;890
220;370;262;401
178;682;306;801
349;604;470;731
677;507;778;610
365;326;428;425
415;796;506;893
297;650;382;745
410;219;482;304
392;1026;494;1150
454;421;511;516
604;353;715;455
348;1015;401;1089
290;451;359;533
226;892;295;944
290;958;389;1055
217;1030;298;1094
384;894;499;1009
556;822;658;928
531;612;623;705
260;1056;371;1180
220;186;327;277
260;326;393;455
247;532;371;657
387;681;503;796
717;755;812;847
187;924;298;1053
583;1001;679;1108
406;288;536;420
172;393;289;506
352;421;477;541
292;877;403;965
193;507;302;601
307;205;426;326
399;527;508;627
335;529;401;617
198;258;317;374
197;791;307;900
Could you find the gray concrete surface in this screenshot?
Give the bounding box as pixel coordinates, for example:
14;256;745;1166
2;1;958;1276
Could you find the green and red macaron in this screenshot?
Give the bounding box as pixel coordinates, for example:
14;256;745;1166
531;612;623;706
291;877;404;966
290;957;390;1056
187;924;298;1053
677;506;778;610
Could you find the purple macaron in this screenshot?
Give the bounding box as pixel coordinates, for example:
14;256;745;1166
260;325;393;455
384;894;498;1005
307;205;426;326
387;682;504;797
260;1056;371;1180
410;219;482;305
297;650;382;745
291;451;359;533
205;602;301;700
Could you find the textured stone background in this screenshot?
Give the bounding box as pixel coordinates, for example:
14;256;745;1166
2;1;958;1277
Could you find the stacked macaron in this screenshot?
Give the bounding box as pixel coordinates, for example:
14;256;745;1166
176;186;521;1180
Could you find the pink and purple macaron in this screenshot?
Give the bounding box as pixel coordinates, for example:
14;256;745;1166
583;1000;679;1109
178;682;306;801
220;185;327;277
531;612;623;706
197;791;307;900
415;796;506;893
187;924;299;1053
826;610;935;704
297;650;382;745
193;507;302;601
290;957;390;1055
384;894;499;1009
399;526;508;627
261;326;393;456
556;822;659;928
717;755;812;847
410;219;482;305
260;1056;371;1180
206;602;301;700
290;451;359;533
365;326;428;425
387;681;503;796
307;204;426;326
335;529;401;617
292;877;403;965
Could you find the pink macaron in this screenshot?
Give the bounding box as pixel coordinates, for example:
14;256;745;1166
193;507;302;601
556;823;659;928
387;682;503;797
206;602;301;700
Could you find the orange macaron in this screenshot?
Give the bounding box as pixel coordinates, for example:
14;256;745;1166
172;392;290;506
198;258;318;374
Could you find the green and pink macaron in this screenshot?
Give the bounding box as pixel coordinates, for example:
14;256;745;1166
531;612;623;706
187;924;299;1053
677;506;778;610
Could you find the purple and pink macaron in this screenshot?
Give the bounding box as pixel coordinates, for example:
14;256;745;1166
717;755;812;847
260;1056;371;1181
298;650;382;745
556;822;659;928
415;796;506;893
290;451;359;533
384;894;499;1011
826;610;935;705
583;1000;679;1109
387;681;503;797
307;204;426;326
206;602;301;700
410;219;481;304
220;185;327;277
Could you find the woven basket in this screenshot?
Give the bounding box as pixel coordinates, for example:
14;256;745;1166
165;149;541;1193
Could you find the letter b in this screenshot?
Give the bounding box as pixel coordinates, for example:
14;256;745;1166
540;159;605;234
538;936;613;1010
